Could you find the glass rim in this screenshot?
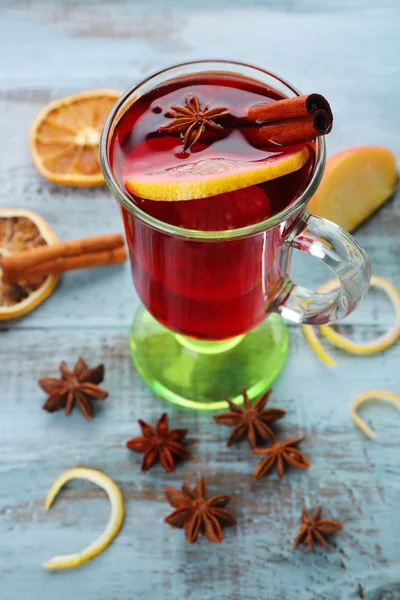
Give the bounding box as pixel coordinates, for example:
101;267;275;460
100;59;326;240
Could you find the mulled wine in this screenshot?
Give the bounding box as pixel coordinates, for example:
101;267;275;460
110;73;314;339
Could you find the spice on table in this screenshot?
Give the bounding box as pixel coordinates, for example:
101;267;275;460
294;506;343;552
39;358;108;420
164;476;236;543
252;436;310;480
43;468;124;569
213;389;286;448
158;94;229;152
126;413;190;472
1;233;126;284
243;93;333;147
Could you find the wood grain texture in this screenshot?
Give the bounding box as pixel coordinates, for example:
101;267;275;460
0;1;399;599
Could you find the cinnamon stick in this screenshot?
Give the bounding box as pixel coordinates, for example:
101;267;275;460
21;246;127;280
243;118;322;148
1;233;126;283
244;93;333;147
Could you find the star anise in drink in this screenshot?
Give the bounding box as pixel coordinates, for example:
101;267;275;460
213;389;286;448
39;358;108;420
126;413;190;472
294;506;343;551
252;436;310;480
158;94;229;151
164;476;236;543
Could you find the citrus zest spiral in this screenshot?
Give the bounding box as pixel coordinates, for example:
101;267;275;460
350;390;400;440
303;275;400;366
43;468;124;569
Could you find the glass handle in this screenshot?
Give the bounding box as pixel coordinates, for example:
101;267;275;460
277;212;371;325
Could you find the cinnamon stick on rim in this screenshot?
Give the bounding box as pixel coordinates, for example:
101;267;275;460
1;233;126;283
245;93;333;147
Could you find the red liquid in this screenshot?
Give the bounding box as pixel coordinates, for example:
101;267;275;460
110;73;315;339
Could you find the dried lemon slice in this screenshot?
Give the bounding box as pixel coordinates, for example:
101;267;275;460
43;468;124;570
303;275;400;366
0;208;59;320
350;390;400;440
30;90;120;187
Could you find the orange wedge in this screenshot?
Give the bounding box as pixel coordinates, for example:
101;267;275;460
0;208;59;320
125;147;309;201
30;89;121;187
308;146;397;232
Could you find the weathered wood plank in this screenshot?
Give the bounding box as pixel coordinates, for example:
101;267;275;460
1;327;400;599
0;0;399;598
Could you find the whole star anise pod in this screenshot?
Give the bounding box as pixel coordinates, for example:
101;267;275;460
294;506;343;551
213;389;286;448
39;358;108;420
164;476;236;543
252;436;310;480
126;413;190;472
158;94;229;151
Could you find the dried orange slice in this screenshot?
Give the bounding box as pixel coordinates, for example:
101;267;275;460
0;208;59;320
30;89;121;187
125;147;309;201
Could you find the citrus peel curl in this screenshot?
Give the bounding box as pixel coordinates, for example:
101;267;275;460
43;468;124;570
303;275;400;366
350;390;400;440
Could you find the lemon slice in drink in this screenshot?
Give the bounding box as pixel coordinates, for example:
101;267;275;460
125;147;309;201
43;468;124;570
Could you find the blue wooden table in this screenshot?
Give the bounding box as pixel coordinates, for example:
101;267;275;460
1;1;399;599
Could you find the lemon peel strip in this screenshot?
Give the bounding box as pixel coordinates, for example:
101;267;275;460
303;275;400;366
302;325;337;367
43;468;124;570
350;390;400;439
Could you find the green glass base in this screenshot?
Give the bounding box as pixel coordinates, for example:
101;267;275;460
129;307;288;410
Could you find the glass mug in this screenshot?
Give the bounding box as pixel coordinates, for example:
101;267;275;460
100;60;371;409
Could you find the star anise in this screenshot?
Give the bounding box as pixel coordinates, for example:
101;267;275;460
252;436;310;480
39;358;108;420
126;413;190;472
294;506;343;551
164;476;236;543
158;94;229;151
213;389;286;448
